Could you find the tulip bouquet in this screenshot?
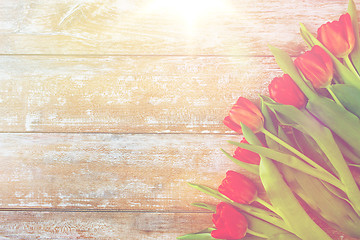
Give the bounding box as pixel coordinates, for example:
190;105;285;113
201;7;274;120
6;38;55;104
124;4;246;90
178;0;360;239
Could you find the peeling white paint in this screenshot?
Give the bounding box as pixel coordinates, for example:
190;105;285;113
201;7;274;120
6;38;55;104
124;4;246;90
25;113;40;131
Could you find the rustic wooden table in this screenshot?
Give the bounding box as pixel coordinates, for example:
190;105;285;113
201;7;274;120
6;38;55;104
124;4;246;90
0;0;358;239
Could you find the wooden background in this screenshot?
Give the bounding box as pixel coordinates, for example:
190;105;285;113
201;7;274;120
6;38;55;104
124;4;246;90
0;0;358;239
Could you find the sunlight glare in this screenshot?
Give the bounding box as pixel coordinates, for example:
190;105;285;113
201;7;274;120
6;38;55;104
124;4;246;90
148;0;230;26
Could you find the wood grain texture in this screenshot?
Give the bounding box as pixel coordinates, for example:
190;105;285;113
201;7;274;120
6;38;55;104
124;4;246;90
0;0;358;55
0;211;357;240
0;56;279;133
0;133;264;210
0;211;213;239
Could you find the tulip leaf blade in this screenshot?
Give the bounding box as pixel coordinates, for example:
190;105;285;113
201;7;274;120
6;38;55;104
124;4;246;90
220;148;259;175
335;137;360;164
271;126;360;236
263;96;360;214
267;233;305;240
242;236;265;240
329;84;360;119
177;228;217;240
348;0;360;73
291;128;338;175
187;182;231;202
349;163;360;168
280;165;360;237
306;95;360;160
260;97;277;134
260;161;332;239
229;141;343;190
242;212;301;240
240;123;333;239
191;202;216;212
177;233;215;240
299;23;315;45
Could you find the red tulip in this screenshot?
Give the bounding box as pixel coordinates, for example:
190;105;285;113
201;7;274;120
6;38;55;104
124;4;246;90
233;138;260;165
223;97;264;134
211;202;248;240
317;13;355;58
294;45;334;88
223;116;243;134
218;170;257;204
268;74;307;108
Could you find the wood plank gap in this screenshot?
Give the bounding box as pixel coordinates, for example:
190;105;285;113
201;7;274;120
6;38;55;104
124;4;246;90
0;208;211;213
0;131;239;135
0;54;278;58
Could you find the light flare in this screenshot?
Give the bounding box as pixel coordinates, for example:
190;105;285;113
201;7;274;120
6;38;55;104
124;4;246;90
147;0;231;26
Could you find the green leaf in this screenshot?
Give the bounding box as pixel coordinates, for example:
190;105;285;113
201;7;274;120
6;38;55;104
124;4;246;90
349;163;360;168
334;136;360;164
261;99;277;134
243;212;300;240
242;236;264;240
187;183;231;202
177;228;217;240
299;23;315;47
306;95;360;160
348;0;360;74
291;128;338;175
240;124;333;239
177;233;215;239
267;233;304;240
220;149;259;175
299;23;360;90
260;99;360;237
191;202;216;212
280;166;360;237
194;228;215;234
229;141;343;190
329;84;360;119
264;97;360;214
260;97;286;151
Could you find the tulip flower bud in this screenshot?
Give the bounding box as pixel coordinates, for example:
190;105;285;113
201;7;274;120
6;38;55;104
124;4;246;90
294;45;334;89
233;138;260;165
317;13;355;58
224;97;264;134
268;74;307;108
223;116;243;134
211;202;248;240
218;170;257;204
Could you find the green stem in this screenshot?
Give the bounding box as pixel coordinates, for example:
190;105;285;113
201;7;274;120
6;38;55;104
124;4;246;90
349;163;360;168
255;197;277;214
230;141;345;191
260;128;345;190
261;128;328;172
247;229;269;239
232;202;293;233
326;85;345;108
344;55;360;78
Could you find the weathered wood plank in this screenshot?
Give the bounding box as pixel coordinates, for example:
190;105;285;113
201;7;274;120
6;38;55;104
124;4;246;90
0;0;357;55
0;56;279;133
0;211;356;240
0;211;213;239
0;133;263;210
